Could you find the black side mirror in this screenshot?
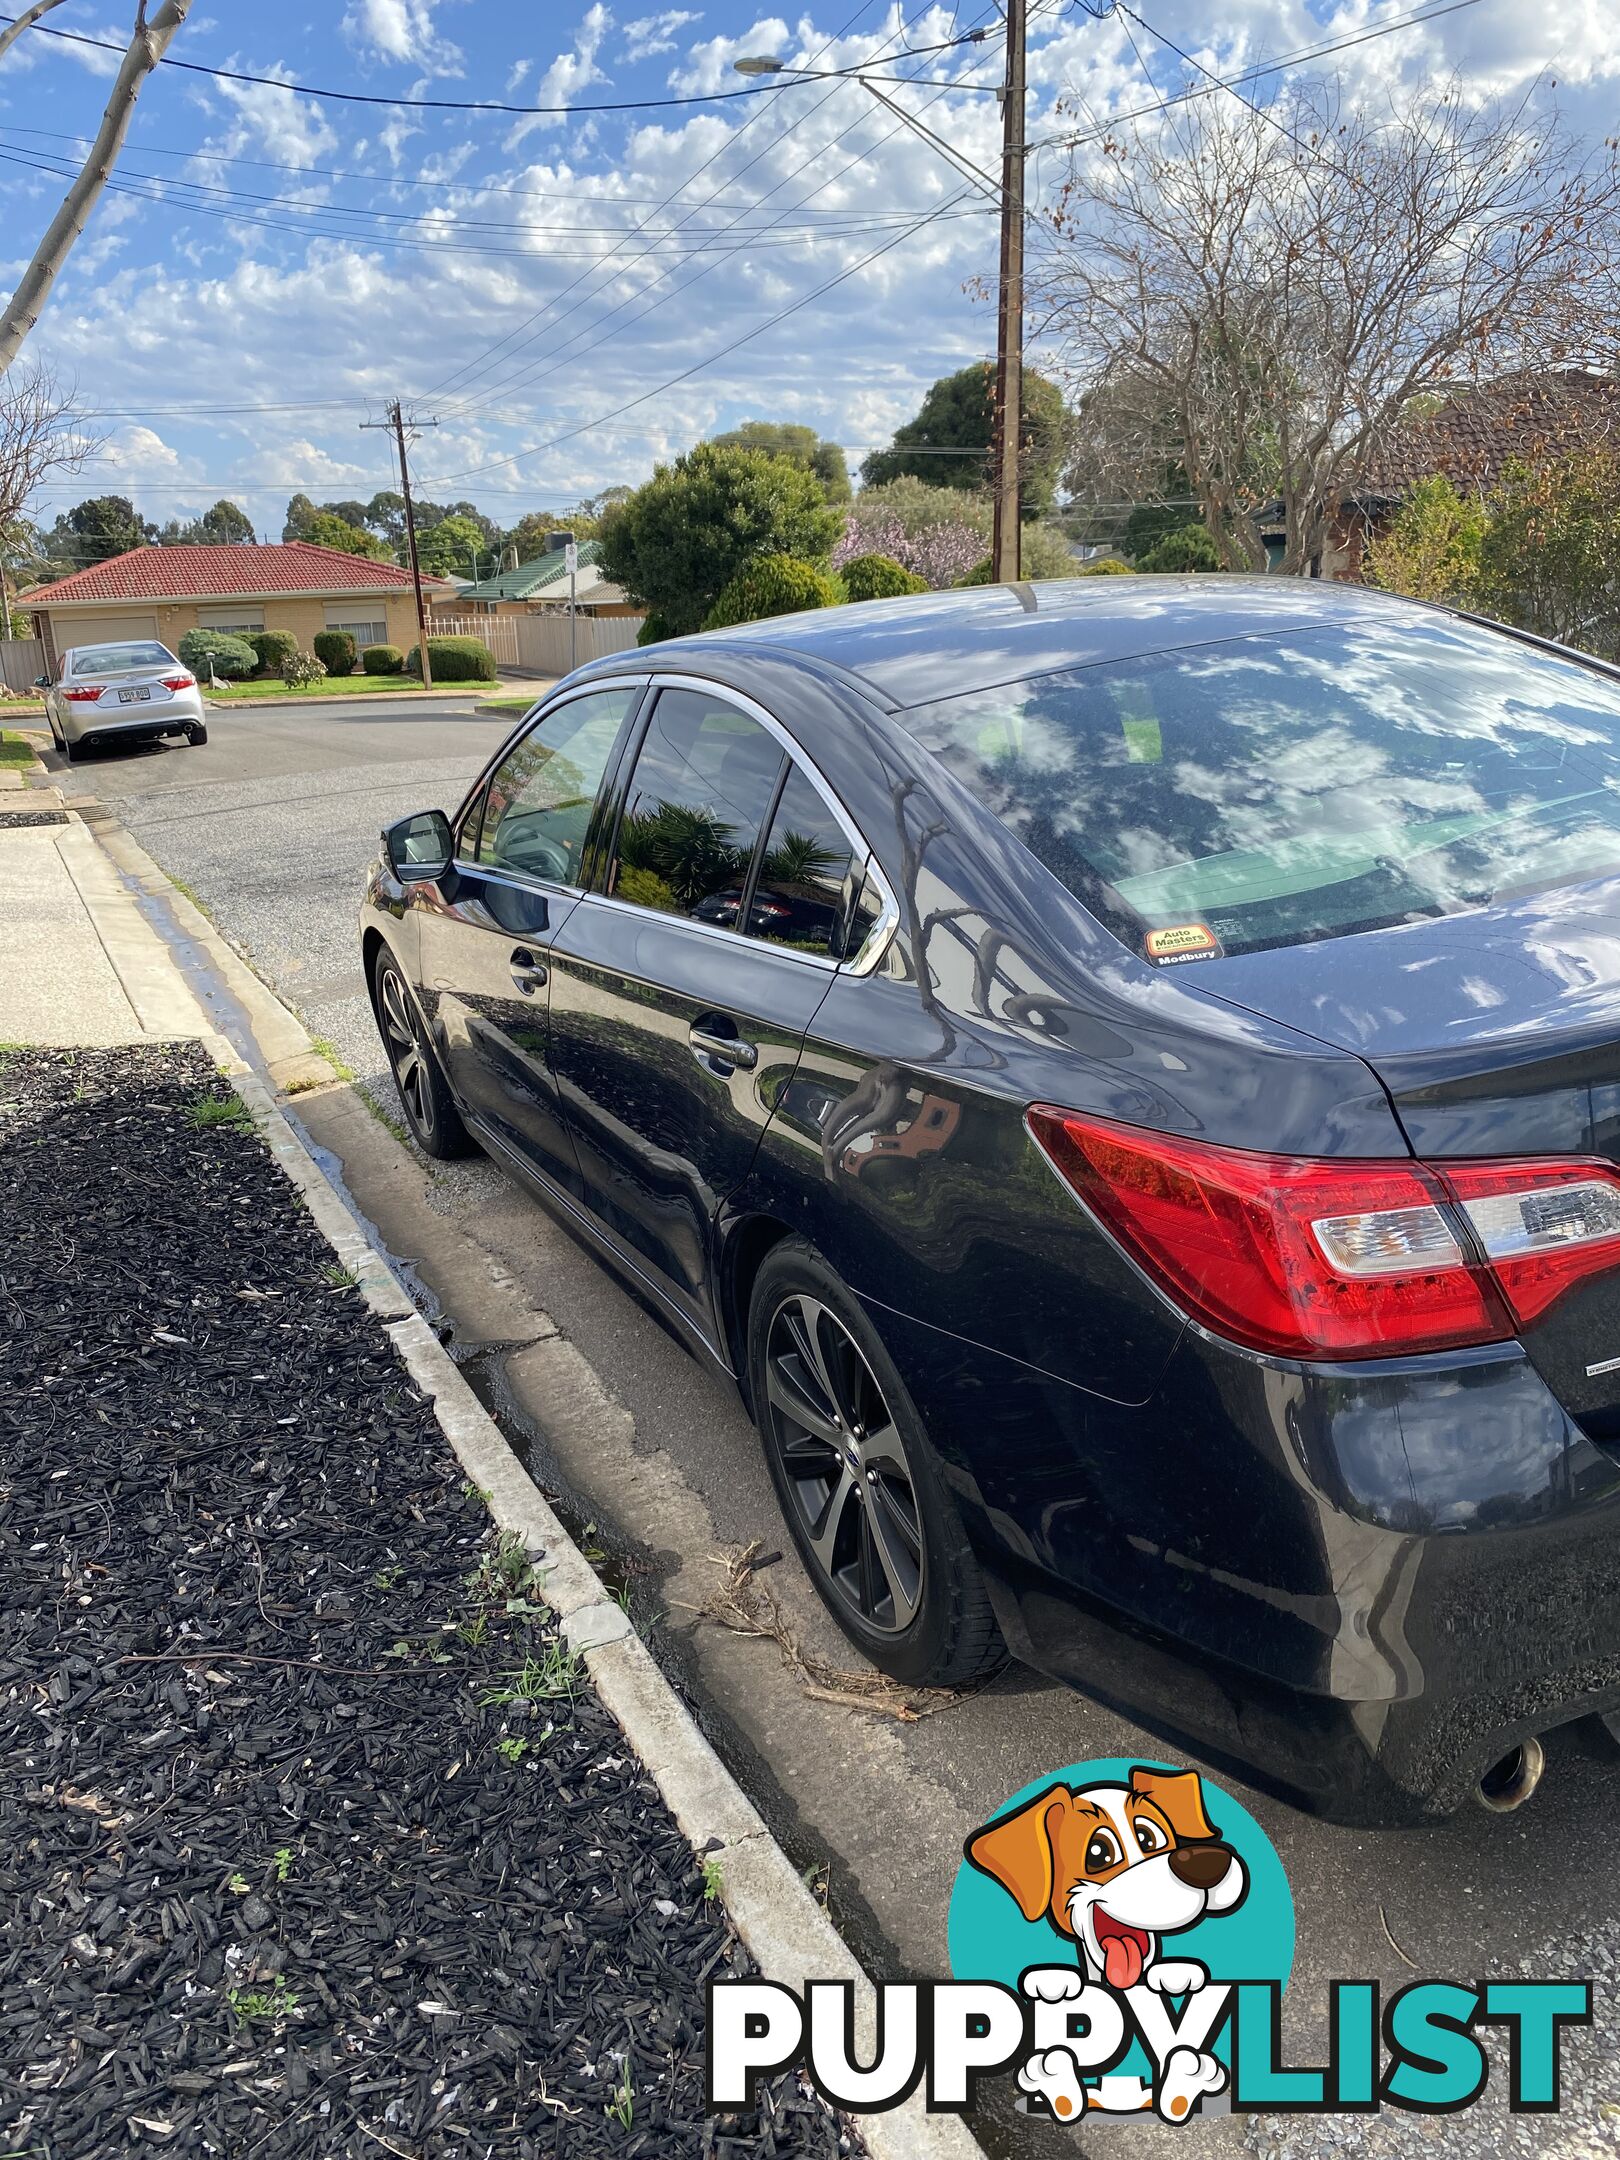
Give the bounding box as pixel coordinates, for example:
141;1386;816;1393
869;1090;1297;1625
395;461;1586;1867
34;674;49;689
384;808;453;880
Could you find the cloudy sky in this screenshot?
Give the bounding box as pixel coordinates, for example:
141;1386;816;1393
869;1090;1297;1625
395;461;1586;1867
3;0;1618;545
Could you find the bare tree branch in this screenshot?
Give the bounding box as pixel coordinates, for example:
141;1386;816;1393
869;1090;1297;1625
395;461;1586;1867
0;1;70;68
1038;78;1620;573
0;0;193;375
0;364;101;537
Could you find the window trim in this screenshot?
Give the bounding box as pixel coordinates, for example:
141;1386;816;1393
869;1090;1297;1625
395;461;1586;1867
450;674;651;894
589;673;899;975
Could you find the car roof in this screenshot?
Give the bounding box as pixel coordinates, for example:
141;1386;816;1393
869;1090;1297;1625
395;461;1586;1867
641;575;1454;709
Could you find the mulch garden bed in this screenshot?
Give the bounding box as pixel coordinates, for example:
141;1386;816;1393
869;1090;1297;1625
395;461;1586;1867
0;1044;855;2160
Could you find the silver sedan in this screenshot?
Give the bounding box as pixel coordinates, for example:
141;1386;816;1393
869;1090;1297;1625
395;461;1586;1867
41;639;209;759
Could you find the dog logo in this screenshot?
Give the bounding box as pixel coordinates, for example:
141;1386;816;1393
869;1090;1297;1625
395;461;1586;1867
949;1757;1291;2125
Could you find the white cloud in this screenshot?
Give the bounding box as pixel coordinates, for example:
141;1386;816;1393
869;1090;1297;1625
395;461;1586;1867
622;10;701;63
341;0;464;75
506;4;613;148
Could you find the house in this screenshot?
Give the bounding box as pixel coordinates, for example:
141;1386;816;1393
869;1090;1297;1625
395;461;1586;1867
1321;368;1620;580
20;542;453;673
434;539;638;621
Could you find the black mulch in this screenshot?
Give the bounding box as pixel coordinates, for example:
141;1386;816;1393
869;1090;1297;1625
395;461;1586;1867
0;1045;854;2160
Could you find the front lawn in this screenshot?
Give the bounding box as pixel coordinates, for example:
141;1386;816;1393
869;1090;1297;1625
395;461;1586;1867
204;674;449;702
0;728;41;765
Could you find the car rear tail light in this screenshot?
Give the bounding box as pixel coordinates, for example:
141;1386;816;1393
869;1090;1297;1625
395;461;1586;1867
161;674;194;691
1027;1108;1620;1361
63;685;104;702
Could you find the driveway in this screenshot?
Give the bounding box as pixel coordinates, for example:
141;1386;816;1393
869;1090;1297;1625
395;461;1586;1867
49;703;1620;2158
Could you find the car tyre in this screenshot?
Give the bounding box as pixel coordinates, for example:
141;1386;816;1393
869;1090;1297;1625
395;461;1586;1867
748;1237;1007;1690
63;734;84;762
370;945;476;1160
185;723;208;747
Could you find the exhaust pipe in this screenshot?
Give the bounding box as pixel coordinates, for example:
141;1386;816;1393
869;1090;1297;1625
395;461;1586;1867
1476;1735;1546;1814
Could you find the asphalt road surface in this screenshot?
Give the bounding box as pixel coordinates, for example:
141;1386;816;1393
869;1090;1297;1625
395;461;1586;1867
56;701;1620;2158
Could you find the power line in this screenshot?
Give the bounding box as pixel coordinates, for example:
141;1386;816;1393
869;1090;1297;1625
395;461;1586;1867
0;13;996;115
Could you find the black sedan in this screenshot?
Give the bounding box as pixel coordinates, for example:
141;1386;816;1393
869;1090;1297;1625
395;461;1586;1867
361;578;1620;1825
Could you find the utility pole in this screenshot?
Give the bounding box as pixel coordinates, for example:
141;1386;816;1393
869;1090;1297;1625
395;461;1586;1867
991;0;1026;585
361;401;438;689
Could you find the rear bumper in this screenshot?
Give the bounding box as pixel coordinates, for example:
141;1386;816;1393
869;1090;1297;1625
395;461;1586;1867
62;695;204;744
866;1300;1620;1824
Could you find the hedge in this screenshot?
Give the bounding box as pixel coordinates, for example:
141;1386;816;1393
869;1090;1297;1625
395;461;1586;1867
1135;526;1222;573
177;629;256;679
1075;556;1136;576
312;628;357;676
403;635;498;682
838;552;928;602
702;553;844;631
362;643;404;675
246;627;299;674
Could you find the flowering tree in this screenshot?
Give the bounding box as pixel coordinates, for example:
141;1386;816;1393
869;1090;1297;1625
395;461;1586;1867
833;507;984;590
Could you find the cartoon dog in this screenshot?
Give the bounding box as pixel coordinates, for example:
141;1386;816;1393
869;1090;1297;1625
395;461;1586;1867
966;1766;1247;2122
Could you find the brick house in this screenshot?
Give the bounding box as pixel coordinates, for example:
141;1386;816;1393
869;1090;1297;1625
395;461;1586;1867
20;542;452;673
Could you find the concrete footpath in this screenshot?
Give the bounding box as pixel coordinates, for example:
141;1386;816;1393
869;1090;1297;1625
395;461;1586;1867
0;747;981;2160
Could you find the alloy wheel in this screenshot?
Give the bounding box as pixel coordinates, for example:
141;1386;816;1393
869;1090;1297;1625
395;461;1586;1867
378;964;436;1144
763;1293;924;1634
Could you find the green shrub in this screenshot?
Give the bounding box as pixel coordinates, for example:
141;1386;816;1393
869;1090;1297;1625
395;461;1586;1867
1076;556;1136;575
312;628;357;676
403;635;498;682
1135;525;1222;573
246;627;298;675
177;628;256;679
702;554;844;630
362;643;404;675
280;650;327;690
636;613;672;646
956;557;994;586
837;552;928;602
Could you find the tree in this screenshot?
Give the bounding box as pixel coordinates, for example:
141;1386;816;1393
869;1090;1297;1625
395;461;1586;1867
709;421;851;505
51;494;152;567
505;489;633;562
1475;451;1620;658
320;498;370;532
154;497;255;546
596;445;840;636
832;476;988;589
1363;475;1487;608
860;362;1069;518
282;493;319;542
0;2;195;371
0;364;96;549
1135;525;1222;573
304;510;391;561
1036;79;1620;573
416;513;490;578
364;490;408;550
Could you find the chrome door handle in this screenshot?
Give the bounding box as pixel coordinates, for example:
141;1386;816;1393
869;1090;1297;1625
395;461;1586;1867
690;1027;757;1071
509;947;548;994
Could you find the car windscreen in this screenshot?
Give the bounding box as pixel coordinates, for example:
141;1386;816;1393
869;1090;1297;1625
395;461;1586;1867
897;617;1620;961
69;643;172;675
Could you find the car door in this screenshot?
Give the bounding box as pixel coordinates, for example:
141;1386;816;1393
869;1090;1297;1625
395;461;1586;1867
416;681;643;1197
544;677;878;1353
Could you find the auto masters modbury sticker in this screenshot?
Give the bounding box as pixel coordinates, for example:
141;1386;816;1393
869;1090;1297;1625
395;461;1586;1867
706;1757;1590;2126
1144;921;1223;965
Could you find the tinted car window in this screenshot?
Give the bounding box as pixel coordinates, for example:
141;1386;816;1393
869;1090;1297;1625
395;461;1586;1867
69;643;173;674
749;762;861;956
477;688;635;885
900;618;1620;958
611;687;784;921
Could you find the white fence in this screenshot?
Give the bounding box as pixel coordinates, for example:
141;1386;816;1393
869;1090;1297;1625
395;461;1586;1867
513;611;644;676
430;612;521;667
0;636;44;693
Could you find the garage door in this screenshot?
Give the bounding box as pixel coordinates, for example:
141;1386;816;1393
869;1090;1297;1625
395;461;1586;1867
62;612;162;650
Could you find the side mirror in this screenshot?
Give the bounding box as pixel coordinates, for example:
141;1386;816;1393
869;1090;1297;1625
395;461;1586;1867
34;674;49;689
384;808;453;880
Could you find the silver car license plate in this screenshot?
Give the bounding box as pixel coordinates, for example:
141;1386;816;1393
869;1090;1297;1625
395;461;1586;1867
118;686;152;703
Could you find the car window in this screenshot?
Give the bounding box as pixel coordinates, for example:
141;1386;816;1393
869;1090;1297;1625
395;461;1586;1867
899;618;1620;960
476;687;637;886
749;761;862;957
609;687;785;922
69;643;173;674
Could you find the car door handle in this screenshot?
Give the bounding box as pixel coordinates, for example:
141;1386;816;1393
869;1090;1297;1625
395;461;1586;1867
509;947;548;994
689;1026;757;1071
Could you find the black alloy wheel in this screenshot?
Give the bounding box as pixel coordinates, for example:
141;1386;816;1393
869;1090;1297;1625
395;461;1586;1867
371;948;474;1159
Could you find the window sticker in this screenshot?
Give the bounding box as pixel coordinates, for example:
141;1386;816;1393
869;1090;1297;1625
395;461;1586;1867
1144;921;1223;965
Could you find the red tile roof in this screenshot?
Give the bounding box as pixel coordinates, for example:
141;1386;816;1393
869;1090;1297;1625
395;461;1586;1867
1360;369;1620;497
23;541;451;608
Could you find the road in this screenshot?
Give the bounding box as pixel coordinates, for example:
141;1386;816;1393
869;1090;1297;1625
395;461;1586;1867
55;702;1620;2159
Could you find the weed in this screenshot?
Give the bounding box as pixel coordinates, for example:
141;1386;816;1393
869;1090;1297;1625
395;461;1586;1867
225;1974;298;2024
319;1262;360;1289
272;1847;293;1883
605;2063;634;2131
356;1082;410;1149
580;1521;609;1564
702;1856;724;1903
184;1092;253;1132
310;1034;356;1080
457;1608;490;1649
461;1481;493;1506
480;1641;582;1707
372;1564;403;1591
496;1736;530;1764
227;1872;250;1895
466;1531;536;1605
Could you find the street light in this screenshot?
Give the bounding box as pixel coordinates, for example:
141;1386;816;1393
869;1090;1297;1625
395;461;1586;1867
732;55;786;75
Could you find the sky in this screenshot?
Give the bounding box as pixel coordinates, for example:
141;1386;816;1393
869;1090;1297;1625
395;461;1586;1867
3;0;1619;548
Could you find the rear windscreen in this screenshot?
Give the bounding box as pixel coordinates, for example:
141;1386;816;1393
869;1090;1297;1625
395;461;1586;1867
70;643;172;674
899;617;1620;960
